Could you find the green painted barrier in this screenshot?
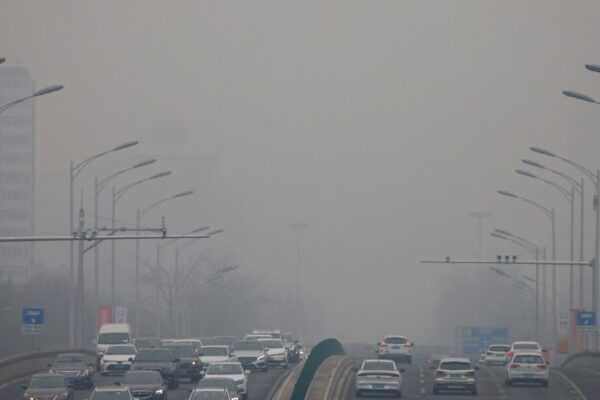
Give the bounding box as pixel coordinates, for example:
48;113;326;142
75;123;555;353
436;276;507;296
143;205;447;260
291;338;345;400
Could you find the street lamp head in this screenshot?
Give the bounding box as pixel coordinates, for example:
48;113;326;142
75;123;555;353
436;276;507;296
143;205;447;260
150;171;171;180
529;146;556;158
133;158;156;169
562;90;597;104
173;190;194;199
522;159;545;169
585;64;600;73
494;229;512;237
207;229;224;236
191;226;211;234
497;190;518;198
33;84;64;96
0;58;5;64
218;265;239;274
490;232;507;239
516;169;538;179
489;266;511;278
113;141;139;152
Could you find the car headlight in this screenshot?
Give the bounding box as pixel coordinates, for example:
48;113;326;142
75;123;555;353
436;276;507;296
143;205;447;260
191;361;197;366
257;355;265;361
24;394;35;400
235;378;245;384
154;389;163;395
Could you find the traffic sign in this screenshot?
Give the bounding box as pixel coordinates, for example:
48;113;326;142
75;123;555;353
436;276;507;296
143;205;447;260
458;327;508;354
21;324;43;335
22;308;44;325
577;311;596;330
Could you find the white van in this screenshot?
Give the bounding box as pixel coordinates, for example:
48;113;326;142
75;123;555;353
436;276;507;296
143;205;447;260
94;323;133;370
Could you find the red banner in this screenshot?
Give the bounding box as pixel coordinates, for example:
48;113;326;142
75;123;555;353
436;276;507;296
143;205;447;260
96;306;112;330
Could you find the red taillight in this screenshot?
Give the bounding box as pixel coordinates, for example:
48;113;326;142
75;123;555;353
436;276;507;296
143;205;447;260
404;344;412;348
436;371;446;377
378;342;387;347
536;364;547;369
510;364;520;369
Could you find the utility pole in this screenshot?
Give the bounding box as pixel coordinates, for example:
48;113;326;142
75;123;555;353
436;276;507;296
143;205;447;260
290;223;307;333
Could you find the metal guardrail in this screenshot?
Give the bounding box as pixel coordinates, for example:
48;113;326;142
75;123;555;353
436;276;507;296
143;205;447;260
0;348;95;385
561;351;600;368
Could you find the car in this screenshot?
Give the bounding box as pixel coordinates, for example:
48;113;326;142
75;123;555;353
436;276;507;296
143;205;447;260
200;345;233;367
427;354;452;369
101;345;137;375
95;323;133;371
257;338;288;368
165;343;203;382
505;352;549;387
49;352;94;389
134;337;163;350
22;373;74;400
484;344;510;366
204;362;249;400
88;385;133;400
432;357;478;395
375;336;413;363
170;339;203;355
124;370;168;400
131;348;179;389
188;388;232;400
507;341;544;363
230;341;268;372
354;359;404;398
196;377;240;400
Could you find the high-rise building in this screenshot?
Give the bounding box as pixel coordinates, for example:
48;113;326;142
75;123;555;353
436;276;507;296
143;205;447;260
0;67;35;278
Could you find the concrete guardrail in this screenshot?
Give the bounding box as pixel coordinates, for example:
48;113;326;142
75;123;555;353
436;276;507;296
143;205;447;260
0;348;95;385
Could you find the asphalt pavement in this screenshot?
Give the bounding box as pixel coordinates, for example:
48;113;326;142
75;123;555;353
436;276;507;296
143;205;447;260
1;366;287;400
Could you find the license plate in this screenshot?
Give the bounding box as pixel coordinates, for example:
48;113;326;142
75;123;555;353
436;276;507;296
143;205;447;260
372;384;384;389
524;374;536;378
391;346;400;349
449;374;464;379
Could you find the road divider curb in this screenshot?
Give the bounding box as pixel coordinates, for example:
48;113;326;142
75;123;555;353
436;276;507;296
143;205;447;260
268;361;305;400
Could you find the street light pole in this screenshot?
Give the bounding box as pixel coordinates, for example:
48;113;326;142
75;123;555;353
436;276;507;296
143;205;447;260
68;140;138;346
0;84;64;116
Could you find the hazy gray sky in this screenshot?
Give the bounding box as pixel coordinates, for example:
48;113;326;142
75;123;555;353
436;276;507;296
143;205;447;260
2;1;600;342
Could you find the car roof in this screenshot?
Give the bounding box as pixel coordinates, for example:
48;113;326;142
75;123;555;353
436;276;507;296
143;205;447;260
511;351;545;357
439;358;471;364
93;385;130;392
202;345;229;349
194;387;229;392
209;361;241;365
512;341;539;345
384;335;407;339
488;344;510;347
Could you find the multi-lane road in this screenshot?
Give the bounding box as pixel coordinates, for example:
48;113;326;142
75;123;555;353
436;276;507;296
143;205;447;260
0;366;286;400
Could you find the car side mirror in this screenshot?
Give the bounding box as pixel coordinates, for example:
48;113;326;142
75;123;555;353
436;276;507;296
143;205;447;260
546;361;550;365
542;349;547;353
128;358;133;362
230;352;236;357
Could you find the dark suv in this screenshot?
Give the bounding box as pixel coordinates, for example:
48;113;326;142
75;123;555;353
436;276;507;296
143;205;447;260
131;348;179;389
166;343;203;382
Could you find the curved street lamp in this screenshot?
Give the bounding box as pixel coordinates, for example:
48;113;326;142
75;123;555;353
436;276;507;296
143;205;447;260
0;84;64;115
562;90;598;105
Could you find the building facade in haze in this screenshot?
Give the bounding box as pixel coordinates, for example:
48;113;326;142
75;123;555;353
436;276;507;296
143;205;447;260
0;67;35;278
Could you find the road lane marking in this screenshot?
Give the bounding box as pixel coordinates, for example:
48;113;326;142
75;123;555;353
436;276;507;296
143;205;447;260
552;370;587;400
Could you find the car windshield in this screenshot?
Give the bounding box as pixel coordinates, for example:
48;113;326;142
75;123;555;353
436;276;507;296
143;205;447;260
106;346;136;355
260;340;284;348
202;347;229;356
363;361;395;371
513;343;539;350
206;363;243;375
90;391;131;400
198;378;237;391
29;376;65;388
513;355;545;364
384;337;407;344
135;349;173;362
200;338;219;346
233;341;262;351
489;345;510;352
135;339;162;348
439;362;472;371
190;392;230;400
167;346;196;357
54;355;85;365
98;333;130;345
124;371;161;384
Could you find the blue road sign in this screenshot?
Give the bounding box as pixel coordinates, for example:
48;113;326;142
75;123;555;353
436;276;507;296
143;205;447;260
577;311;596;327
459;327;509;354
22;308;45;325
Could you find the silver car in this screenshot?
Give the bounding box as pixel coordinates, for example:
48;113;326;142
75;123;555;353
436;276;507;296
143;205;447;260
432;357;478;395
355;359;403;398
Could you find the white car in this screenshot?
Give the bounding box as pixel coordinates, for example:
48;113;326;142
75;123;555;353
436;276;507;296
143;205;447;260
505;352;549;387
432;357;478;395
257;338;288;368
376;335;413;363
484;344;510;366
355;359;403;398
101;344;137;375
507;341;544;363
200;345;233;367
204;362;249;400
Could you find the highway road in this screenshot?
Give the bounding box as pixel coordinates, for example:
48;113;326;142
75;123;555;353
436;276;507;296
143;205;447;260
1;366;287;400
344;345;596;399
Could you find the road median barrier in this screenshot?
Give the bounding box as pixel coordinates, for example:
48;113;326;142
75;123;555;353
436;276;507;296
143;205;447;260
0;348;95;385
561;351;600;369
